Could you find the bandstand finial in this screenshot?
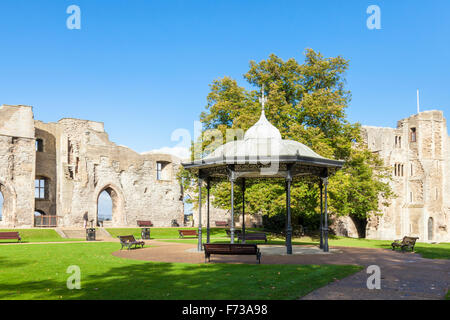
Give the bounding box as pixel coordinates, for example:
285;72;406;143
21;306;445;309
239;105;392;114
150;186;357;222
259;84;267;114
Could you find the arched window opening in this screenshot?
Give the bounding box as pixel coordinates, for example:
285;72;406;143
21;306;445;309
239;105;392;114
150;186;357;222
97;190;113;226
34;210;46;216
410;128;417;142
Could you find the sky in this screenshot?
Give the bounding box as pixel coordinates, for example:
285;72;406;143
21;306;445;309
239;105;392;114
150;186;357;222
0;0;449;159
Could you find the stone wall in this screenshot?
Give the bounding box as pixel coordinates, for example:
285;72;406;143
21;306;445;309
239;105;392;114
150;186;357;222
35;118;184;228
0;105;184;228
361;110;449;242
0;105;35;228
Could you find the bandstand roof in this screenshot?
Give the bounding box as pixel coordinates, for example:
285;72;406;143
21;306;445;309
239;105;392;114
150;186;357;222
182;92;344;179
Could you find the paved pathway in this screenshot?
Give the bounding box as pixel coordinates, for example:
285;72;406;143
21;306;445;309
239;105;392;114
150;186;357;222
112;240;450;300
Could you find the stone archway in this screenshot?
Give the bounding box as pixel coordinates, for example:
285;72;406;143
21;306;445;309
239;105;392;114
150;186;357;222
93;184;125;227
0;182;16;227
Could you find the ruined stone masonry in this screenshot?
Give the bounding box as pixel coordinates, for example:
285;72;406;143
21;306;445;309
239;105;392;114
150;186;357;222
334;110;450;242
1;104;448;241
0;105;184;228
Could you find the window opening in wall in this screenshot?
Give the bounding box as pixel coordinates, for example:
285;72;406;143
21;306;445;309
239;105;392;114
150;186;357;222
35;178;48;199
410;128;417;142
157;162;162;180
156;161;171;181
36;139;43;152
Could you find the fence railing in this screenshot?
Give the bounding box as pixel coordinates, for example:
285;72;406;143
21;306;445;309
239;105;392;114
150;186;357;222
34;215;58;227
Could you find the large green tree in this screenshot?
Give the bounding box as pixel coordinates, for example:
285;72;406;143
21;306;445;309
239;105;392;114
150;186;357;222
181;49;394;237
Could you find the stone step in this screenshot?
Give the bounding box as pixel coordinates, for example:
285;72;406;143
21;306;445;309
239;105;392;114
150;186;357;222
57;228;114;240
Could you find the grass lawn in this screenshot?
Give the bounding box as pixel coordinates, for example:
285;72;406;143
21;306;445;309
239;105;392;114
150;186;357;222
0;229;83;243
0;242;361;300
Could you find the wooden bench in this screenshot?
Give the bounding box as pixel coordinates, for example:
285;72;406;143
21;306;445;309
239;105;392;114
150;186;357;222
225;229;241;237
137;220;153;227
203;243;261;264
215;221;229;227
178;230;198;238
238;232;267;243
0;232;21;242
391;236;419;252
118;235;145;250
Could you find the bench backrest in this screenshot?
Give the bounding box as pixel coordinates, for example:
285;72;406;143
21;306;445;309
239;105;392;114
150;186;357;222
402;236;419;245
0;232;20;239
118;235;137;243
179;230;197;235
137;220;152;227
238;233;266;239
204;243;258;254
215;221;228;226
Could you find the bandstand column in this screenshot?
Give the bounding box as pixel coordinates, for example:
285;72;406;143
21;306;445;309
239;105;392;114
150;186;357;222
241;178;246;244
206;178;211;244
197;177;203;252
322;176;329;252
286;167;293;255
319;179;324;249
229;169;236;244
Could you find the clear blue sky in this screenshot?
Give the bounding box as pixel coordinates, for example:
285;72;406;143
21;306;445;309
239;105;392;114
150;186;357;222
0;0;449;154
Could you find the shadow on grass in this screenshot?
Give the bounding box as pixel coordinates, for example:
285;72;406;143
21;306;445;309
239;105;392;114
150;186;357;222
414;246;450;260
0;259;361;300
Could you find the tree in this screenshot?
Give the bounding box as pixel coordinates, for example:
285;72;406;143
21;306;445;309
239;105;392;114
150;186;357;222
182;49;394;237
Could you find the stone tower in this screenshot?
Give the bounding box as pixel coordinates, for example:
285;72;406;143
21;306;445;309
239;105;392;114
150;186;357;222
362;110;449;242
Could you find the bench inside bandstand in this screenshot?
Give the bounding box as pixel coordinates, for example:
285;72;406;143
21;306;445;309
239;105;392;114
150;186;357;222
203;243;261;264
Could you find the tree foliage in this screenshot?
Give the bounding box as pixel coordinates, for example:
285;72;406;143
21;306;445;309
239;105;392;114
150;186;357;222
181;49;395;234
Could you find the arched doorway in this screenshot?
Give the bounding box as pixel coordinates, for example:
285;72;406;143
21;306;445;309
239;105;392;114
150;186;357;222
428;217;434;241
96;186;123;227
97;190;113;226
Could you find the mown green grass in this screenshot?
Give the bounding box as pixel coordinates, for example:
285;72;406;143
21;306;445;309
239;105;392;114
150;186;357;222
0;242;361;300
0;229;83;243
